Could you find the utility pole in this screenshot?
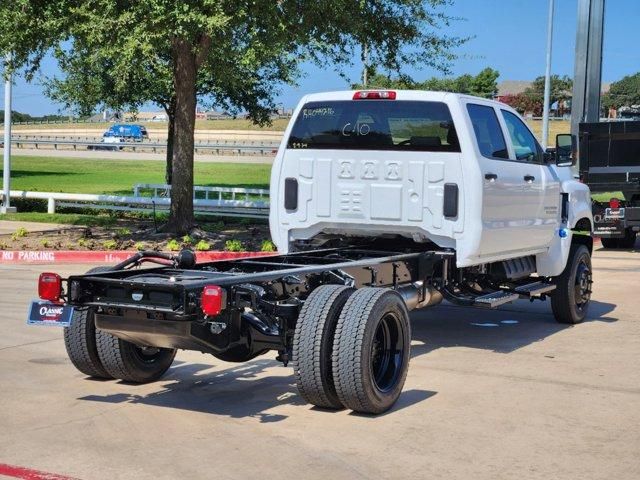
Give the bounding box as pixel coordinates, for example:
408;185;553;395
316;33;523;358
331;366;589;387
541;0;555;149
2;52;16;214
362;43;369;88
571;0;606;171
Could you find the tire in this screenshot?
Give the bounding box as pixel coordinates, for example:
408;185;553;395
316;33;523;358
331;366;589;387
293;285;355;409
332;288;411;414
618;229;637;249
63;267;113;379
600;237;619;249
96;333;176;383
551;244;592;324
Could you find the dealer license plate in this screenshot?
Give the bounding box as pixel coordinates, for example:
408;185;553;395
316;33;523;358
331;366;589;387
605;207;625;220
27;301;74;327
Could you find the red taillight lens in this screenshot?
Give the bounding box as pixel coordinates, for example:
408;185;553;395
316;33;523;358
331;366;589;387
38;272;62;302
609;198;620;209
353;90;396;100
201;285;225;316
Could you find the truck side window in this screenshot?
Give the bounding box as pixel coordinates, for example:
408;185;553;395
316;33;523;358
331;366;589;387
466;104;509;159
501;110;542;163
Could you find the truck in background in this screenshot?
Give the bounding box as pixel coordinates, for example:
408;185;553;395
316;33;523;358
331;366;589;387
103;124;149;142
580;120;640;249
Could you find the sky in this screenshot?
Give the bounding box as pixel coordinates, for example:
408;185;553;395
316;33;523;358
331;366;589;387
2;0;639;116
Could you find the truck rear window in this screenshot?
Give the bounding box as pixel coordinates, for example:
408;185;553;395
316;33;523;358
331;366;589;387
287;100;460;152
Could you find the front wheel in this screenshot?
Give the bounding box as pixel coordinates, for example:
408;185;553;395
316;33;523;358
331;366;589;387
332;288;411;414
551;244;592;324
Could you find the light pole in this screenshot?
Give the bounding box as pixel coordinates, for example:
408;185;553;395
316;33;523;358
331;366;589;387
2;52;16;213
541;0;555;149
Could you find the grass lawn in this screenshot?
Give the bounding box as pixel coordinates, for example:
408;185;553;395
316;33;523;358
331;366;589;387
0;211;118;227
1;155;271;194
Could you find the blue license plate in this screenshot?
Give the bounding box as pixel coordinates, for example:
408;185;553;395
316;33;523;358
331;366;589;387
27;301;74;327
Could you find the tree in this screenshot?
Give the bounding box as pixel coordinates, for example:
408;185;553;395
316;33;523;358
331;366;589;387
353;68;499;98
45;46;179;184
500;93;542;116
2;1;466;233
602;72;640;109
525;74;573;108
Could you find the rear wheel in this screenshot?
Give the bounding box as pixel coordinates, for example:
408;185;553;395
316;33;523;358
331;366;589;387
618;229;637;249
600;237;619;249
551;244;592;324
293;285;355;409
63;267;113;379
332;288;411;414
96;333;176;383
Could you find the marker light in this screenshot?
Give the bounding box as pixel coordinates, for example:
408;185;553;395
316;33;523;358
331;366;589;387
38;272;62;302
201;285;225;316
558;228;569;239
609;198;620;209
353;90;397;100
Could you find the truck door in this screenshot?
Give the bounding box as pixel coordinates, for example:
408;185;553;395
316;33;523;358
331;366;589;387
499;109;560;248
466;103;544;257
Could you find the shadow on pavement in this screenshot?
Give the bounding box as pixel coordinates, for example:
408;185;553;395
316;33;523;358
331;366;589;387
410;299;617;357
78;300;616;420
79;360;438;420
80;359;301;422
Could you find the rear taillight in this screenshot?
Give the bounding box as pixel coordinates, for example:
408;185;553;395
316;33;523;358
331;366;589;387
38;272;62;302
201;285;225;316
609;198;621;209
353;90;396;100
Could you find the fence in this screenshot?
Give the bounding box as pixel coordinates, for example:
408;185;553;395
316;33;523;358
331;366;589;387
7;138;279;156
5;184;270;219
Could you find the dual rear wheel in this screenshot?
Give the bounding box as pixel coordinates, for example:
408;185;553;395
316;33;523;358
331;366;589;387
63;267;176;383
293;285;411;414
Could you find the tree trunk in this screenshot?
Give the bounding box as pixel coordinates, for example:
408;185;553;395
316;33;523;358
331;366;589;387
165;39;197;234
164;99;176;185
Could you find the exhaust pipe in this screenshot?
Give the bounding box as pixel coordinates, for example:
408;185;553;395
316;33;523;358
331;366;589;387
397;282;443;311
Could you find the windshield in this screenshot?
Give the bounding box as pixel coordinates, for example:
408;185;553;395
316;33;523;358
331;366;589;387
287;100;460;152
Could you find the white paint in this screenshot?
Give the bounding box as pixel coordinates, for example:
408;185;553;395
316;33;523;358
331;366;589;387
270;90;590;273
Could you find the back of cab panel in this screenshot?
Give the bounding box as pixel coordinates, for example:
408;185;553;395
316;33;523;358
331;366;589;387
270;92;467;254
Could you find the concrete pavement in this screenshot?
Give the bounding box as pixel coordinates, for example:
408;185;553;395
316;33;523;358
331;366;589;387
0;247;638;479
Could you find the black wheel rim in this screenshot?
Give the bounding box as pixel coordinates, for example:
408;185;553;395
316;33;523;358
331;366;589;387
574;258;592;311
370;312;405;393
133;346;163;364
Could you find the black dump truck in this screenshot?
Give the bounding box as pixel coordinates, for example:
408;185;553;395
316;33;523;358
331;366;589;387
580;120;640;248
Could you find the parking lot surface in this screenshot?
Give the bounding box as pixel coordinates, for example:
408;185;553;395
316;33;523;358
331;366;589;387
1;247;638;480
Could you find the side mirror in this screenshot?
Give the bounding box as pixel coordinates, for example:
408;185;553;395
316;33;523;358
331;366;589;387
555;133;576;167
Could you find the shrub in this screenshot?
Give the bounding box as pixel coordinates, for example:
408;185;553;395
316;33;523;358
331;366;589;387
103;239;118;250
115;227;131;237
40;239;51;248
224;239;244;252
195;240;211;251
182;234;194;245
135;242;145;251
260;240;276;252
166;239;181;251
11;227;28;240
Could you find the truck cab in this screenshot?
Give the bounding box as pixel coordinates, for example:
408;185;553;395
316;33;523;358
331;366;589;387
270;90;592;276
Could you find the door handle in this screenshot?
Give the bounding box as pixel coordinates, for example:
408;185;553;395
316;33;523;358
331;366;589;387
484;173;498;181
524;175;535;183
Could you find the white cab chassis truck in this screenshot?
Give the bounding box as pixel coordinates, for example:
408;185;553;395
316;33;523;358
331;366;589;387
33;90;593;415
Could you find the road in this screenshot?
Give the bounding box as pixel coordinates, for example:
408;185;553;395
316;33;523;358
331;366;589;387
0;247;638;480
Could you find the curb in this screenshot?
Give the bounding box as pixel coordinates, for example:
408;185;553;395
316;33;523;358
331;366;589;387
0;250;273;264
